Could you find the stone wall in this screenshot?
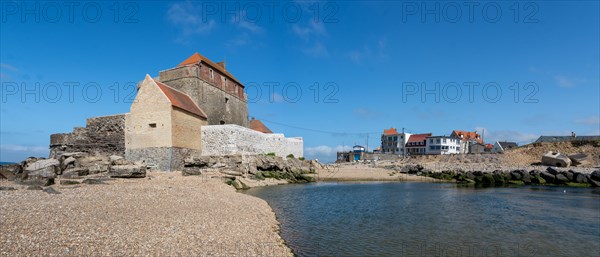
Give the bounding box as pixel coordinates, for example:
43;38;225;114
125;147;200;172
201;125;303;158
159;65;249;127
50;114;127;158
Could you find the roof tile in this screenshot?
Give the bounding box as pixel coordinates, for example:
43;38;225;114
153;79;208;119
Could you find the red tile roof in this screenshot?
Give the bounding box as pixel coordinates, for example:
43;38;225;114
153;79;208;119
383;128;398;135
406;133;433;144
485;144;494;149
178;52;243;86
451;130;483;144
250;118;272;134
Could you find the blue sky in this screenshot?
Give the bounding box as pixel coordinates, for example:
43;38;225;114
1;1;599;163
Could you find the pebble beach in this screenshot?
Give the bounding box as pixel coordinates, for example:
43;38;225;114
0;173;292;256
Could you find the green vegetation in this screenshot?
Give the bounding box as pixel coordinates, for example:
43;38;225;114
286;154;295;159
298;157;305;161
265;152;276;156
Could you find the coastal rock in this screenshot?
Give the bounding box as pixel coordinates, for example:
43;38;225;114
540;171;555;183
546;167;560;175
82;178;107;185
587;176;600;187
0;164;21;180
61;156;77;171
42;187;60;194
574;173;588;183
510;170;523;180
541;151;571;167
591;170;600;182
109;165;146;178
25;159;59;172
564;171;575;181
0;186;16;191
62;167;90;178
554;173;569;184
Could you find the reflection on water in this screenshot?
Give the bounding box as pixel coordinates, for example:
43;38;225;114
244;182;600;257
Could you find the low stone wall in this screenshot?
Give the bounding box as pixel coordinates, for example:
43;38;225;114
201;125;303;158
50;114;127;158
125;147;200;172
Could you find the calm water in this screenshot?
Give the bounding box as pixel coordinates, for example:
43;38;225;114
244;182;600;257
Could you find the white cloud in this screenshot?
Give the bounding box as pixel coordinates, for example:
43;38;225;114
0;63;18;72
353;108;381;120
166;1;216;42
271;92;284;103
475;126;539;145
292;19;326;41
554;75;575;88
232;12;264;34
575;116;600;126
302;41;329;58
0;144;47;153
304;145;351;163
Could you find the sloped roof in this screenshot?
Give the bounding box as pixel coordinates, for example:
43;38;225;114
383;128;398;135
153;79;208;119
178;52;243;86
451;130;483;143
498;141;518;150
250;119;272;134
406;133;432;144
534;136;600;143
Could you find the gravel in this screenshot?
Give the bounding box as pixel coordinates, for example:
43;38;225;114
0;172;292;256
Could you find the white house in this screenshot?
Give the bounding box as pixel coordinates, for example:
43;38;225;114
381;128;411;156
425;136;461;155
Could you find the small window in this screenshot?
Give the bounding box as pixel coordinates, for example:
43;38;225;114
220;120;225;125
149;123;157;128
225;97;229;103
210;69;214;80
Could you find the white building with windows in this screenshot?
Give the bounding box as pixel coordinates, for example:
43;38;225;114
425;136;461;155
381;128;411;156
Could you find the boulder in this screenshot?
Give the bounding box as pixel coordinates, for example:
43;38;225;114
568;153;589;166
109;165;146;178
546;167;560;175
22;159;59;186
0;164;21;180
554;174;569;184
540;171;555;183
42;187;60;194
587;176;600;187
541;151;571;167
591;170;600;182
82;178;107;185
565;171;575;181
61;156;77;171
510;170;523;180
61;167;90;178
574;173;588;183
0;186;16;191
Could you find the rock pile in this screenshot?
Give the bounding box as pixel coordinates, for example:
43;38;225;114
399;165;600;187
182;155;321;189
0;153;147;188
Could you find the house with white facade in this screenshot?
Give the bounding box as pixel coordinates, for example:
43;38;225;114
406;133;431;155
381;128;411;156
425;136;461;155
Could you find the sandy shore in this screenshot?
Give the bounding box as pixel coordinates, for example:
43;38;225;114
0;172;291;256
311;164;439;182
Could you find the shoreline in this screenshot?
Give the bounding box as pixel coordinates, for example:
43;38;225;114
0;172;292;256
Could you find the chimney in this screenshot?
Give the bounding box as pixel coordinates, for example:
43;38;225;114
217;61;226;69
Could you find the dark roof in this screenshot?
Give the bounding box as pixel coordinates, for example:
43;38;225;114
154;79;208;119
498;141;518;149
178;52;243;86
249;119;272;134
534;136;600;143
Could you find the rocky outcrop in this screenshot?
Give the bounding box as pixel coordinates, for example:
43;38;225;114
2;153;146;188
182;155;319;187
414;166;600;187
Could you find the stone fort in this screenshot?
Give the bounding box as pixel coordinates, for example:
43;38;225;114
50;53;303;171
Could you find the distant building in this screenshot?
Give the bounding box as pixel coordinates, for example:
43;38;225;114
425;136;461;155
406;133;432;155
381;128;411;155
534;135;600;143
451;130;482;154
469;143;486;154
492;141;518;153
